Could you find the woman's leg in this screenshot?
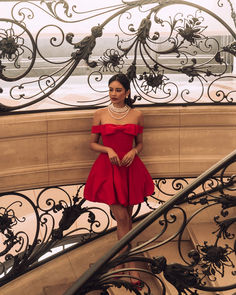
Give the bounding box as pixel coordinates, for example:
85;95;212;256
127;205;134;231
110;204;142;286
110;204;132;271
127;205;142;286
110;204;131;241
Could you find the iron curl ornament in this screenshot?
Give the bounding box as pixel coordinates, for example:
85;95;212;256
0;0;236;112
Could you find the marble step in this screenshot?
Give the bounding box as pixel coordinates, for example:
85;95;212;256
43;284;101;295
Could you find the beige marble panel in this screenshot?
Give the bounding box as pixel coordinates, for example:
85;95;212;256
0;113;47;139
141;106;180;128
47;132;95;164
0;136;48;169
179;127;236;175
0;106;236;192
0;276;28;295
180;105;236;127
67;231;117;278
47;129;96;184
0;168;48;192
143;123;180;177
143;156;180;178
143;128;179;157
0;134;48;191
46;109;93;133
48;163;92;185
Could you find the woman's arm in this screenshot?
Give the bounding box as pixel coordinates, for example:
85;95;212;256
90;109;121;166
134;111;144;154
121;111;144;167
90;110;109;153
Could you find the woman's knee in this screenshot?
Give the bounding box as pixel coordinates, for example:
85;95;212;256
110;205;130;223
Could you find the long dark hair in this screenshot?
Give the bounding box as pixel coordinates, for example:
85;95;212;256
108;73;135;108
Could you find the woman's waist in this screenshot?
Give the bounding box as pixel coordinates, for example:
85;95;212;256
103;143;132;151
102;147;132;158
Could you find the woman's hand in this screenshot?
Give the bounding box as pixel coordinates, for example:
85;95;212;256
107;148;121;166
121;149;136;167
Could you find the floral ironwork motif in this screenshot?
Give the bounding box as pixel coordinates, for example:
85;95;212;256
139;69;167;93
176;16;206;45
0;205;24;256
0;36;19;60
97;49;125;72
0;19;36;82
223;41;236;56
197;243;235;279
151;256;201;294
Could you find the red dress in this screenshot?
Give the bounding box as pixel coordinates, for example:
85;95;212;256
84;124;154;207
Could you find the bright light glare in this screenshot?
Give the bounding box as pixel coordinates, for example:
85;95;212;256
38;246;63;262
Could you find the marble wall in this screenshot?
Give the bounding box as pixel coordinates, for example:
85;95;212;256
0;106;236;192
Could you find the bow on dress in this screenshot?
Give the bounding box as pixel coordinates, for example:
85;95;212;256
92;124;143;136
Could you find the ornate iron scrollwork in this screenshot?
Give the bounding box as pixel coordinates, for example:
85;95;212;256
0;171;235;293
0;185;113;284
0;181;145;285
0;0;236;112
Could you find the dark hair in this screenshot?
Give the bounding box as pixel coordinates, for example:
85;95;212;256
108;73;135;108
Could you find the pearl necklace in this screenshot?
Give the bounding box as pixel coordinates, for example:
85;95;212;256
108;103;129;113
108;104;130;120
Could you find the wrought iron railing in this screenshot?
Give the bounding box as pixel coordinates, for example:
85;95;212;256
0;173;234;288
0;176;195;285
0;0;236;112
62;149;236;295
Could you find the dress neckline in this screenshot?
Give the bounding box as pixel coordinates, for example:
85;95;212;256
96;123;141;127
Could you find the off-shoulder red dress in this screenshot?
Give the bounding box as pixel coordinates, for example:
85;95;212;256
83;124;154;207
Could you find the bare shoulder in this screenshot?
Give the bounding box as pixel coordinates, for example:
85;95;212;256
92;108;106;125
95;107;108;116
131;108;143;125
132;108;142;117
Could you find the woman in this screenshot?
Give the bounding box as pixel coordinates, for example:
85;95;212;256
84;73;154;287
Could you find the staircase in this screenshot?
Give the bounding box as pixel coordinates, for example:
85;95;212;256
1;209;235;295
1;149;236;295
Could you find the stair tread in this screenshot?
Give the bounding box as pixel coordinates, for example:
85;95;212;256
44;283;103;295
107;266;163;295
43;283;72;295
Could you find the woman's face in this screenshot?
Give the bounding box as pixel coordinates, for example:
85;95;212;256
109;80;130;106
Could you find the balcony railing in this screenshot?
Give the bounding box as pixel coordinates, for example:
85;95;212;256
0;0;236;112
